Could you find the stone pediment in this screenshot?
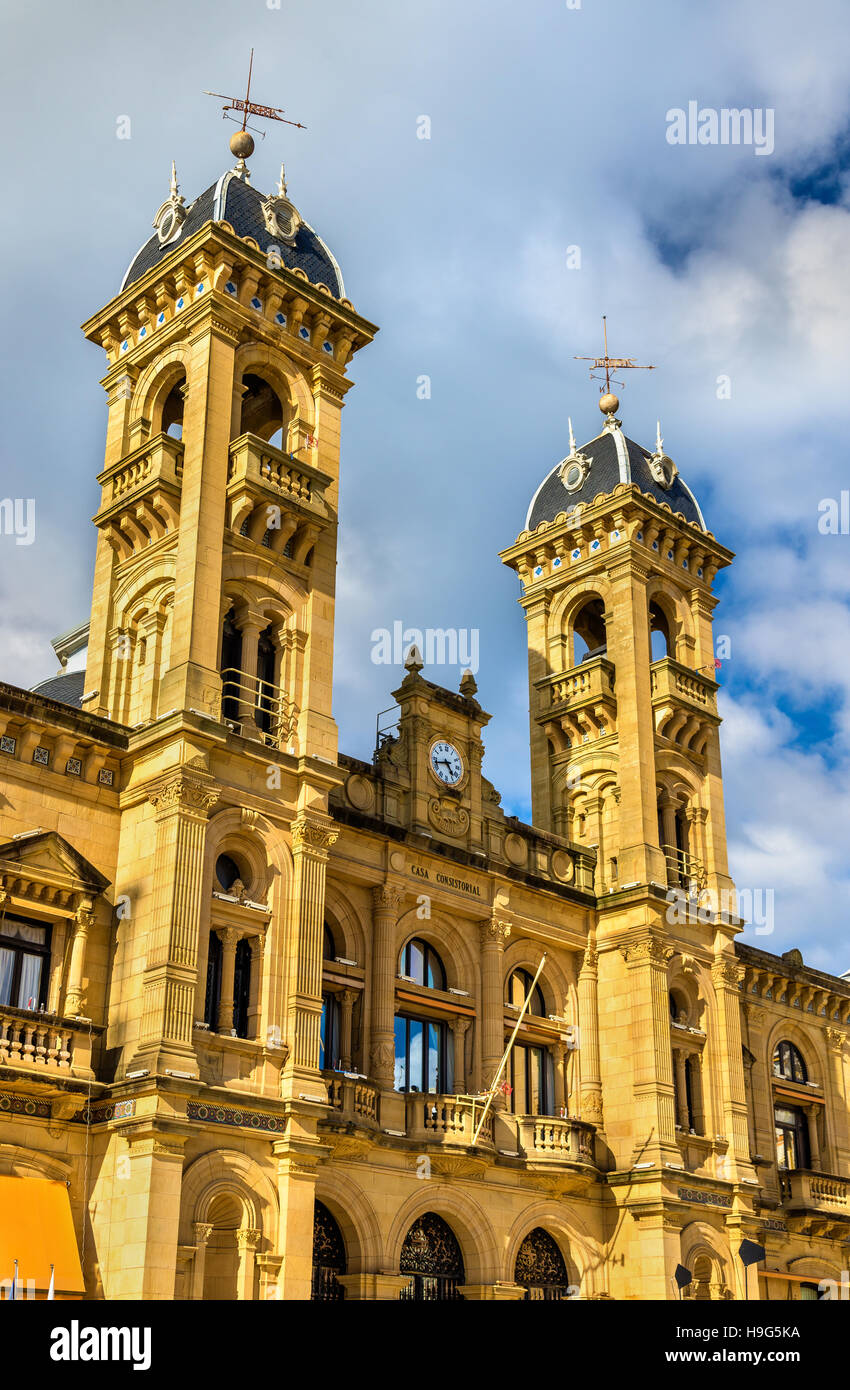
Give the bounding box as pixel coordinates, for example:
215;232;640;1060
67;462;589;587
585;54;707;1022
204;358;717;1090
0;831;110;896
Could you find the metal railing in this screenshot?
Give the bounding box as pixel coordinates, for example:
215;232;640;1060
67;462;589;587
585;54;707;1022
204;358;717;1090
662;843;707;894
220;667;298;748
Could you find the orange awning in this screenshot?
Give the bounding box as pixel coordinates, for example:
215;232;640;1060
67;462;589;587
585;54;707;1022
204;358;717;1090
0;1175;85;1296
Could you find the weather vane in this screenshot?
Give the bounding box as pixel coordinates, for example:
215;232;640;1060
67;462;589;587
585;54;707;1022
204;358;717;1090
205;48;307;162
575;316;655;414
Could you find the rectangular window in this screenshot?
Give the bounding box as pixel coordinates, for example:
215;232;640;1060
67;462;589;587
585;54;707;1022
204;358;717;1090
394;1015;449;1093
0;917;51;1011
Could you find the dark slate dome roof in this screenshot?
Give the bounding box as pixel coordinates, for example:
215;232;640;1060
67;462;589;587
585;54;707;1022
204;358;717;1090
526;425;706;532
31;670;85;709
121;169;345;298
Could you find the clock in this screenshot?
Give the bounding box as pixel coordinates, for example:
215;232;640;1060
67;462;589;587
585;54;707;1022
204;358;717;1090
429;740;464;786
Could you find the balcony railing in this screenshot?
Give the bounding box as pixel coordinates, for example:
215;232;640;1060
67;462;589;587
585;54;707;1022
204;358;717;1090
323;1072;379;1126
514;1114;596;1166
662;843;707;894
220;667;299;749
405;1093;494;1148
779;1169;850;1210
0;1004;96;1077
228;433;331;514
539;656;616;711
650;657;717;713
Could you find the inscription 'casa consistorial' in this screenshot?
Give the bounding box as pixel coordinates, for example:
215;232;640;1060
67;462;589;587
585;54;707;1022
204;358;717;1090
411;863;482;898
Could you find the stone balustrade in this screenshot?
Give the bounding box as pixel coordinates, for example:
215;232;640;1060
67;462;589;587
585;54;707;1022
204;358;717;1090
0;1004;95;1077
323;1072;379;1125
780;1168;850;1210
405;1093;494;1148
514;1114;596;1166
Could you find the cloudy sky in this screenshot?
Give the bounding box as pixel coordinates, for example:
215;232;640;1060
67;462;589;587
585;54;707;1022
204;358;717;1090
2;0;849;971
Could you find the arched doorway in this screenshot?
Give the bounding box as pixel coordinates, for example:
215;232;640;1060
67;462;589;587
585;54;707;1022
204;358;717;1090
202;1192;242;1300
514;1227;572;1301
399;1213;464;1301
311;1201;346;1301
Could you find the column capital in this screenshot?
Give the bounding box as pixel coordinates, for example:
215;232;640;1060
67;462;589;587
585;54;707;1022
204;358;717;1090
147;769;219;818
711;959;745;989
291;815;339;857
193;1222;214;1246
480;917;511;949
620;936;674;967
236;1228;262;1252
215;926;243;950
372;882;404;913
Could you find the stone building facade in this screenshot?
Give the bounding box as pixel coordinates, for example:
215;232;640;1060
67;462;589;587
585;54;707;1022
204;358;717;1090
0;149;847;1301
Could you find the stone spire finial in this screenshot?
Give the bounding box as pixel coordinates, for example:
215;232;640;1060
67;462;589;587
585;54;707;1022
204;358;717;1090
170;160;179;198
404;643;424;674
278;162;288;197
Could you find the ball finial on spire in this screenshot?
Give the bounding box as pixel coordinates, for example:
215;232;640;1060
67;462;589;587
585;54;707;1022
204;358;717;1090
229;129;255;159
599;392;619;416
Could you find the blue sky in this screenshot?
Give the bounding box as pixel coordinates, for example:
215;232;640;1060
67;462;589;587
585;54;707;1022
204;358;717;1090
2;0;850;971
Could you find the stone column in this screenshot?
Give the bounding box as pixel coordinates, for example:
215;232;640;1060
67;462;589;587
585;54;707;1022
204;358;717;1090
339;989;358;1071
246;934;264;1041
711;954;755;1180
552;1041;567;1115
620;936;677;1160
236;1228;261;1300
191;1223;213;1300
272;1146;320;1301
157;316;241;718
64;903;94;1017
673;1048;689;1130
102;1130;187;1300
235;613;266;733
337;1273;410;1301
805;1105;822;1170
281;815;338;1100
825;1029;849;1171
577;944;604;1129
369;883;403;1087
479;917;511;1105
132;769;218;1076
216;927;242;1034
451;1016;471;1093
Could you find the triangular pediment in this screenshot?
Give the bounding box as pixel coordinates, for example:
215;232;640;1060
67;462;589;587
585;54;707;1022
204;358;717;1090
0;831;110;894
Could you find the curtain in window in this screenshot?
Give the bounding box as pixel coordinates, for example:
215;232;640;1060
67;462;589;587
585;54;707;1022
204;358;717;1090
0;948;14;1006
17;953;43;1010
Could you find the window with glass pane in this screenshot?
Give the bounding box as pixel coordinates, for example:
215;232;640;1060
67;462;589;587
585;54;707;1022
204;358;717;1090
0;917;51;1011
774;1105;809;1171
321;993;341;1070
773;1041;807;1084
399;939;446;990
506;968;546;1017
394;1014;450;1092
509;1043;554;1115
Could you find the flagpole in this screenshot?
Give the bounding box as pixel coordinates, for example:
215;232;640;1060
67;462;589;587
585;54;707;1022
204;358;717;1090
47;1263;55;1302
471;953;547;1147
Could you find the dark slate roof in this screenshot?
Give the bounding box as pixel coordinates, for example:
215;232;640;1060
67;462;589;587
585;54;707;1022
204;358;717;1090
121;170;344;297
30;670;85;709
526;428;706;532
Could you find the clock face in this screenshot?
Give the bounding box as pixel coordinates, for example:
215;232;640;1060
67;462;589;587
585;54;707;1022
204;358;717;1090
430;741;463;786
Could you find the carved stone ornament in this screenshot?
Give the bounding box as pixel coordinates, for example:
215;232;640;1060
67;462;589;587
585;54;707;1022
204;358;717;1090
428;796;470;838
712;960;745;988
261;194;301;246
480;919;511;948
290;818;339;854
580;1091;604;1126
153;162;187;247
620;938;675;966
372;883;403;914
826;1028;846;1053
147;771;219;816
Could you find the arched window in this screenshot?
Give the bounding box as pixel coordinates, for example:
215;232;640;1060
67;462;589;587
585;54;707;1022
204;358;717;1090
507;968;546;1017
161;379;186;440
399;938;446;990
649;600;671;661
215;853;243;893
204;930;252;1039
514;1228;572;1301
239;373;286;442
773;1041;808;1084
571;597;606;666
323;923;336;960
399;1213;464;1301
311;1201;346;1301
256;626;276;735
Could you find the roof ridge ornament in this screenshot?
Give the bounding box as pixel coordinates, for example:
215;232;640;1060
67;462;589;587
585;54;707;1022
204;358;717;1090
648;418;679;490
152;160;187;246
559;415;592;493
